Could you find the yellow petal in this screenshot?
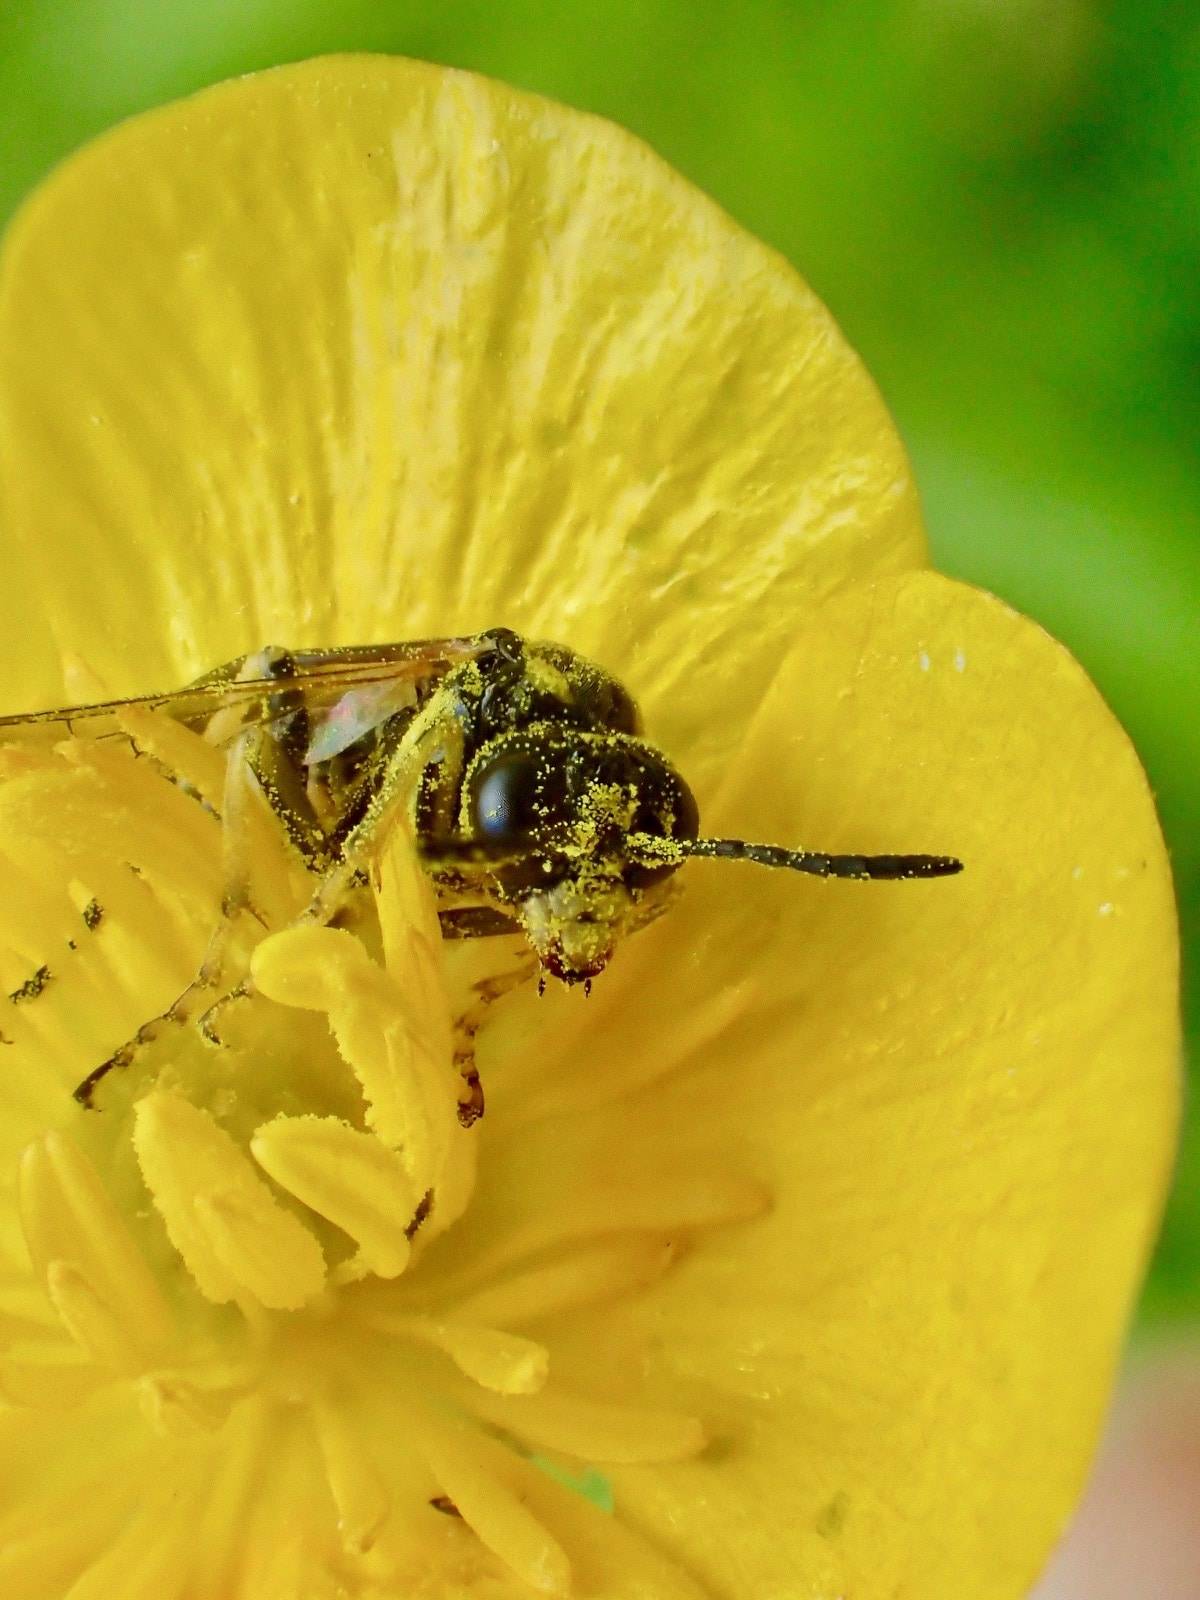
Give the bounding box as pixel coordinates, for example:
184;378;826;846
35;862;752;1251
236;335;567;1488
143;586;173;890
515;571;1177;1599
0;55;922;795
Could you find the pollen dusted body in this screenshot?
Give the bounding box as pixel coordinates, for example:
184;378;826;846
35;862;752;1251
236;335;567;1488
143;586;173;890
0;627;959;1114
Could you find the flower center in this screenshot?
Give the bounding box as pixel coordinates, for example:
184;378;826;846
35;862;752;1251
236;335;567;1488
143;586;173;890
0;730;754;1593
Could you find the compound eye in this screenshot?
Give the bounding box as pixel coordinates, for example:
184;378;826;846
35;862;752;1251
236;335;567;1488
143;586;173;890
602;681;641;736
578;676;640;735
468;746;569;846
625;768;701;888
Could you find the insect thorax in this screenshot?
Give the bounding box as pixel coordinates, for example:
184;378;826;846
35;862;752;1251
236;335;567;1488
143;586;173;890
259;630;646;872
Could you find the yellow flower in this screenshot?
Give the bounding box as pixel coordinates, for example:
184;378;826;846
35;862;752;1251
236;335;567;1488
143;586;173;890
0;56;1179;1600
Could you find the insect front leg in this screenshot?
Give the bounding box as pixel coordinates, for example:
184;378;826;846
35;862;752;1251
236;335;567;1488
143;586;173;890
185;725;299;1043
451;954;540;1126
294;700;465;932
73;726;312;1106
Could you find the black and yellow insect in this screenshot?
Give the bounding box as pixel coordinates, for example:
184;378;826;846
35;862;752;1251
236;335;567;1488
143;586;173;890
0;628;961;1111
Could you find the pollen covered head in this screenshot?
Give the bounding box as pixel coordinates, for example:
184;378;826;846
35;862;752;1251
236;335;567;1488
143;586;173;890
462;725;701;981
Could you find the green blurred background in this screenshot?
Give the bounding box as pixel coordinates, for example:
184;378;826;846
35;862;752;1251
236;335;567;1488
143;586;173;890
1;0;1195;1322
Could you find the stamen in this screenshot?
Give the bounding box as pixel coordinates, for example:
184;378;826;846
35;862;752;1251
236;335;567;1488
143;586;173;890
0;1355;98;1408
136;1369;250;1437
110;710;304;933
60;650;109;703
236;1412;322;1598
465;1386;705;1464
447;1167;768;1295
44;1260;146;1372
448;1235;678;1327
61;743;226;904
0;1296;60;1345
502;980;753;1125
116;707;227;812
376;829;451;989
52;1492;194;1600
251;925;473;1227
250;1114;421;1280
0;685;753;1590
367;1310;549;1395
62;857;204;1011
407;1406;573;1597
191;1190;323;1314
17;1132;174;1360
185;1398;269;1593
0;1508;118;1598
133;1090;326;1311
0;844;80;976
312;1400;391;1555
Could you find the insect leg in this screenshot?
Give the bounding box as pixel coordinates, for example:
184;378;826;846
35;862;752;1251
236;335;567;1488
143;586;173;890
192;715;445;1045
191;720;334;1043
436;906;522;939
73;726;313;1106
293;698;466;932
452;954;539;1126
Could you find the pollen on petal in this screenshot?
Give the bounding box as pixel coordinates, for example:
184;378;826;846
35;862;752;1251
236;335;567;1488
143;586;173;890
133;1089;326;1310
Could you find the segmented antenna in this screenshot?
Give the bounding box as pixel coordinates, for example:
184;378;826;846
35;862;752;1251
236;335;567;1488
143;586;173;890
685;837;963;880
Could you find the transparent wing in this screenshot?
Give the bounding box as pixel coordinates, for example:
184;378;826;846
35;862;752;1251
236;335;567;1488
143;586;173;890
0;635;490;748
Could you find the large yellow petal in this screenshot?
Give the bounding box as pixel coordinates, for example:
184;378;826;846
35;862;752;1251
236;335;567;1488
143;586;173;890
0;55;921;791
464;571;1178;1599
0;57;1176;1599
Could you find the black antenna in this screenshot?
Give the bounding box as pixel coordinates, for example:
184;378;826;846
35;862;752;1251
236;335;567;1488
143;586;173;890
684;837;963;880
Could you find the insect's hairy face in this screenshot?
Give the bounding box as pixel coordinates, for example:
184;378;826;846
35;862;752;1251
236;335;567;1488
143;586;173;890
461;726;700;982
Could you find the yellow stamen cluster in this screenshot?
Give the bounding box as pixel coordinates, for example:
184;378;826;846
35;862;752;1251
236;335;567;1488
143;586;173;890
0;726;744;1595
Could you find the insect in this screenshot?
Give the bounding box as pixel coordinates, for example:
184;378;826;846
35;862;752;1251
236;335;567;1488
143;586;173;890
0;628;961;1115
